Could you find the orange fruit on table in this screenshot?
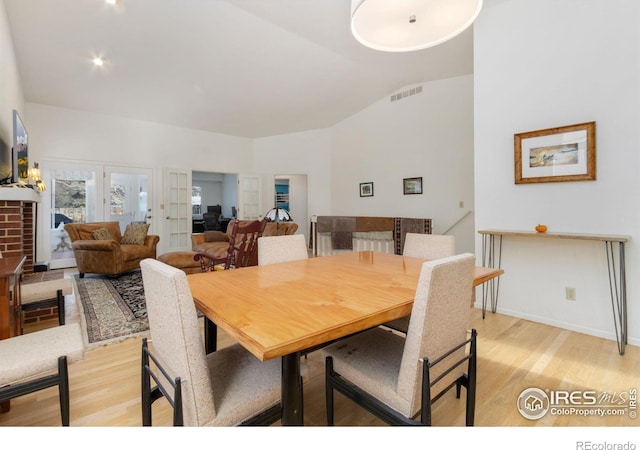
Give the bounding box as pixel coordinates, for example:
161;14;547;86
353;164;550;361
535;224;547;233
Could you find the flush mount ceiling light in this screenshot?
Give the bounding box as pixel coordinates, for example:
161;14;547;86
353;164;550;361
92;56;105;67
350;0;483;52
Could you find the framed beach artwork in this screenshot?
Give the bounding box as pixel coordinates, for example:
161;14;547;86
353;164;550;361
359;182;374;197
403;177;422;195
514;122;596;184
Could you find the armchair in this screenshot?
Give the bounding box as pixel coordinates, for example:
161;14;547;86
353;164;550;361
194;218;267;271
65;222;159;278
192;220;298;267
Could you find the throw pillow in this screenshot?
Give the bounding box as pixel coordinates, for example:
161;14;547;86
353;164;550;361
121;222;150;245
91;227;114;241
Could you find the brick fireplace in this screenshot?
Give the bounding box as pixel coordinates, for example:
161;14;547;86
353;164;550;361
0;188;55;323
0;188;40;274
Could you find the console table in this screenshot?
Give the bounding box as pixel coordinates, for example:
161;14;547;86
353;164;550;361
478;229;630;355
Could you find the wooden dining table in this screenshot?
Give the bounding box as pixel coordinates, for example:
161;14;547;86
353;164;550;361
187;250;503;426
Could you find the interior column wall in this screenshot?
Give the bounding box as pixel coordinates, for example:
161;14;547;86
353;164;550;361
474;0;640;345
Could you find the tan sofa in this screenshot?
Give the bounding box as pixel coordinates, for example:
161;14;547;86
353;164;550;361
65;222;159;277
192;220;299;267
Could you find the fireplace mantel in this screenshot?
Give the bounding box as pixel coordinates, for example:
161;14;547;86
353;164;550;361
0;187;41;203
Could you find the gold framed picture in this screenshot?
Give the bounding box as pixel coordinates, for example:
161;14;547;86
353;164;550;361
514;122;596;184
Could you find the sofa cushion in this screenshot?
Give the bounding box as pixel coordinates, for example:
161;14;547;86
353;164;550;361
192;242;229;259
203;230;229;243
121;223;150;245
66;222;122;242
264;222;298;236
121;244;155;261
91;227;114;241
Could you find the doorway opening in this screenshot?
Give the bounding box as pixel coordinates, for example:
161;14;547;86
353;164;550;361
273;174;308;244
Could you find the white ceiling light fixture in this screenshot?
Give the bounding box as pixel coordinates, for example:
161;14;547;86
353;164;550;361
92;56;105;67
105;0;118;5
350;0;483;52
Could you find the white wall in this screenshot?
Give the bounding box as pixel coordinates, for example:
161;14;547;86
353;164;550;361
222;173;237;219
475;0;640;346
330;76;475;253
26;103;253;255
0;0;24;180
253;128;333;223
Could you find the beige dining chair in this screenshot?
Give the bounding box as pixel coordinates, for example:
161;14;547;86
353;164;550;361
384;233;456;334
401;233;455;259
0;323;85;426
258;234;308;266
140;258;283;426
322;253;477;426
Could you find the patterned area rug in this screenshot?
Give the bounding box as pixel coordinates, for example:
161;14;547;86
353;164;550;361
74;270;148;348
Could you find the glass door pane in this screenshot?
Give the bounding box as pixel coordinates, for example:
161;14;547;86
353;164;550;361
163;167;191;252
50;168;98;269
104;167;153;234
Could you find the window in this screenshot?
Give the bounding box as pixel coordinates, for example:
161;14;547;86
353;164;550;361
192;185;202;215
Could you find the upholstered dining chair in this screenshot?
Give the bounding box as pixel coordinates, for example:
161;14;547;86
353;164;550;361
194;218;267;272
139;258;283;426
402;233;455;259
0;323;85;426
322;253;477;426
257;234;308;266
383;233;456;334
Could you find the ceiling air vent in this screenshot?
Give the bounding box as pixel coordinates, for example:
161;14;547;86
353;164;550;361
390;85;422;102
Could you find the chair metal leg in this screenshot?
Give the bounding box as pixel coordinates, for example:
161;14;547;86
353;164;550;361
141;338;152;426
465;329;478;426
420;359;432;425
58;356;70;426
141;338;184;426
0;356;72;426
325;357;335;426
57;289;65;326
204;318;217;354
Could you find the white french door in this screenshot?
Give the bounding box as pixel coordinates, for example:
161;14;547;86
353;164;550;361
104;166;154;234
237;174;262;220
41;161;153;269
162;167;192;252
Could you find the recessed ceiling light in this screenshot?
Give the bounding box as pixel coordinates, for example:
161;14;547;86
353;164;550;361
92;57;105;67
105;0;118;5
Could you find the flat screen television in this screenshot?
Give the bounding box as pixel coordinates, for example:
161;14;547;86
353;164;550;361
12;109;28;184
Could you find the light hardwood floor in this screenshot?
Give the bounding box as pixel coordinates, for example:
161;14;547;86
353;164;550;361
1;278;638;428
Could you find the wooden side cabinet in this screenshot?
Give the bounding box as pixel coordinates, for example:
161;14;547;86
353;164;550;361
0;255;26;340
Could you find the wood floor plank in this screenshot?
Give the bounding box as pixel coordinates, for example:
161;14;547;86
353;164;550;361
1;295;638;428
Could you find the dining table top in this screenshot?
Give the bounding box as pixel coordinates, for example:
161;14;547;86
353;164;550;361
188;251;503;362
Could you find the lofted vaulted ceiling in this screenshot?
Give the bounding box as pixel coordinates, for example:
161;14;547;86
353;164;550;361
4;0;474;138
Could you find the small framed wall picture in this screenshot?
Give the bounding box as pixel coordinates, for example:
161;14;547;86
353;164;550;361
403;177;422;195
359;182;374;197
